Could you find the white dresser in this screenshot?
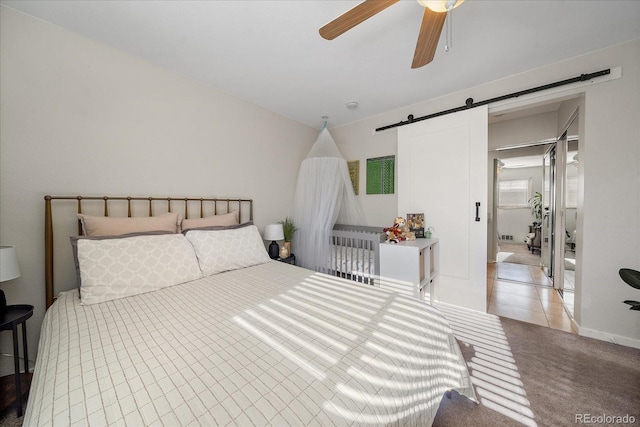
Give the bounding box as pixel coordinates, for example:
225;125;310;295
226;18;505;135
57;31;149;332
379;238;439;303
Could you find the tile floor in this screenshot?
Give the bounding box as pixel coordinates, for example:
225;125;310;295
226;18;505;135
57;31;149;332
496;262;552;286
487;262;576;333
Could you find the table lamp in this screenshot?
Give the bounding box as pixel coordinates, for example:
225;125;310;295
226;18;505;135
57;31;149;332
264;224;284;259
1;246;21;317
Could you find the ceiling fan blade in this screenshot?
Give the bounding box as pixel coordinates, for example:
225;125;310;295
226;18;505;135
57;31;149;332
319;0;400;40
412;8;446;69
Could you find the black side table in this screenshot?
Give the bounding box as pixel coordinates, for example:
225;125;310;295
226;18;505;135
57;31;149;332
277;254;296;265
0;304;33;417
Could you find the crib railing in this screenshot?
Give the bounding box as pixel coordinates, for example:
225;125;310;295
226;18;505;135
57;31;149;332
327;225;385;285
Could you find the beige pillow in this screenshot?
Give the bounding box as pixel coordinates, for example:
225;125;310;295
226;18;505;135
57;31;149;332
78;212;181;236
76;233;203;305
181;211;239;232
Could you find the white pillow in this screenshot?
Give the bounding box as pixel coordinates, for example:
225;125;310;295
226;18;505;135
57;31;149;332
185;225;271;276
77;233;203;305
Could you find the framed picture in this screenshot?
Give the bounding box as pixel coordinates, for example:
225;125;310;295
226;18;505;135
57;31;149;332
366;155;395;195
407;213;425;238
347;160;360;195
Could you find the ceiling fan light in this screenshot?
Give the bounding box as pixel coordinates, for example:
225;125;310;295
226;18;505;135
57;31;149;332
417;0;464;13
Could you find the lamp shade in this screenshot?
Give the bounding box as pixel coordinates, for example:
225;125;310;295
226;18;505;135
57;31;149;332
263;224;284;241
417;0;465;13
0;246;21;282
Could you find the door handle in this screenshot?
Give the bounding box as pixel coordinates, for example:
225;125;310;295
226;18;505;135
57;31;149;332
475;202;480;222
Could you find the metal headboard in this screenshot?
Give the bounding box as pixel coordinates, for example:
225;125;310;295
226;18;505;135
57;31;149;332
44;195;253;308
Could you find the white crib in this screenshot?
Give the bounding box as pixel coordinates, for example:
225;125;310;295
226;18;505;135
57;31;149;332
325;224;386;285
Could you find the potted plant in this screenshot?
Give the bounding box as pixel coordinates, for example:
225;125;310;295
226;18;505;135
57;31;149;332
279;217;297;257
528;192;543;223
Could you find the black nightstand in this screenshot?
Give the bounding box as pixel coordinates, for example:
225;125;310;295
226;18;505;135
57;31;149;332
277;254;296;265
0;304;33;417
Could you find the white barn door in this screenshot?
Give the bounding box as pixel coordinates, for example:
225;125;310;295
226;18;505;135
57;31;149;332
398;106;488;311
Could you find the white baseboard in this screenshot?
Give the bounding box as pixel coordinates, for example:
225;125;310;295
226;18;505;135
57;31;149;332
577;327;640;350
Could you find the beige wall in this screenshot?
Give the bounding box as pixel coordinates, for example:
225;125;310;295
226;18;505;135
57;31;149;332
331;39;640;348
0;6;316;367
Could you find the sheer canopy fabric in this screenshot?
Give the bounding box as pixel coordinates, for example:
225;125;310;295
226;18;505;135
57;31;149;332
292;128;365;271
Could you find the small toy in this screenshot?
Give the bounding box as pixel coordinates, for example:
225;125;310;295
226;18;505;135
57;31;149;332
383;217;415;243
396;217;416;241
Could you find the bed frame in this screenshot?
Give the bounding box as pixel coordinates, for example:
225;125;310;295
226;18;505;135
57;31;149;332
327;224;386;285
44;195;253;308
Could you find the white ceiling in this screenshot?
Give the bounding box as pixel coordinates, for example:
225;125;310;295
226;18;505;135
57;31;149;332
2;0;639;129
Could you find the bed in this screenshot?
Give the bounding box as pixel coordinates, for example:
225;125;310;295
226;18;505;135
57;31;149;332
25;195;475;426
327;224;386;286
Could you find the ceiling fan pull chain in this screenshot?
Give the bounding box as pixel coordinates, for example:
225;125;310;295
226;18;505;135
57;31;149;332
445;5;453;52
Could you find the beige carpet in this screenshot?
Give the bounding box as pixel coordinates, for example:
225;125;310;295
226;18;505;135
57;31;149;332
497;243;541;267
434;307;640;427
0;409;22;427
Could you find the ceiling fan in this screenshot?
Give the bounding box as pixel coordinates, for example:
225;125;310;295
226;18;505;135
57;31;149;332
319;0;465;69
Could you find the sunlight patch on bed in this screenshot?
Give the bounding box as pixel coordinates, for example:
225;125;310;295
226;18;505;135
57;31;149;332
377;276;416;297
233;316;326;381
308;273;383;297
244;309;338;365
380;314;450;340
385;306;450;328
336;382;445;407
302;280;384;309
292;286;376;316
360;355;445;377
269;298;359;340
347;367;431;391
322;396;443;424
288;290;371;323
372;331;448;356
366;341;462;365
234;280;476;426
278;294;364;331
257;304;349;352
376;322;449;348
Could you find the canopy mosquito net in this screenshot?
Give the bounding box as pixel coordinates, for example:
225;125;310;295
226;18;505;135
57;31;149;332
291;127;365;271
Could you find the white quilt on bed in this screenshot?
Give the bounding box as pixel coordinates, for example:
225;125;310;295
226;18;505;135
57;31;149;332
25;261;474;426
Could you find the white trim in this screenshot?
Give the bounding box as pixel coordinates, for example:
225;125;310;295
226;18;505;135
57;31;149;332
577;326;640;350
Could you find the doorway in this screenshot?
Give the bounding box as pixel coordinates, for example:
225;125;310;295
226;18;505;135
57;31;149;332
493;145;552;287
487;102;580;330
489;144;570;331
